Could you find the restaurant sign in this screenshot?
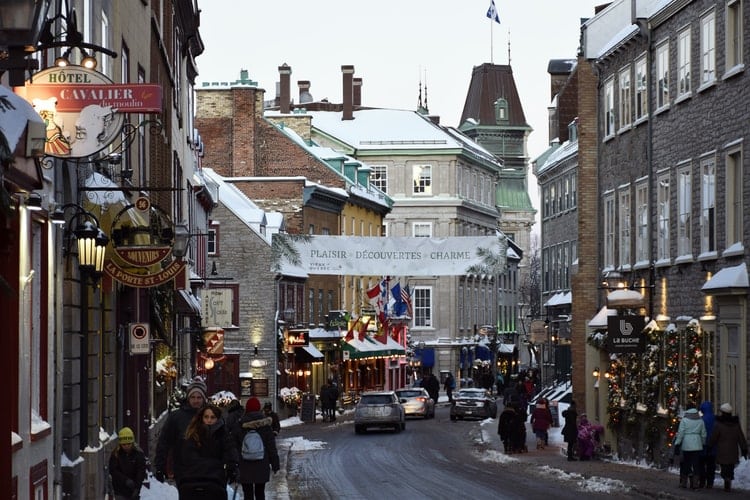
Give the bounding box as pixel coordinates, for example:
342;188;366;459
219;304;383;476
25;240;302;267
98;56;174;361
19;66;162;158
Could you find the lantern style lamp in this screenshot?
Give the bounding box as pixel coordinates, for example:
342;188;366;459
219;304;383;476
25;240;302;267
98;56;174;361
0;0;51;86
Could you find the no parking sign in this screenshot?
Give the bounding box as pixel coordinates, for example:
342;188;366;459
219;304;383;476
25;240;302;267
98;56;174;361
129;323;150;355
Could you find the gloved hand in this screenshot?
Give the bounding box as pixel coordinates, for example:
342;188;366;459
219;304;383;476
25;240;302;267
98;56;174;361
153;470;165;483
125;479;135;490
673;444;680;455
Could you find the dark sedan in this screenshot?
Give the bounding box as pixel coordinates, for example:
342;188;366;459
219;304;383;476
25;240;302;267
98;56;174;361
450;388;497;420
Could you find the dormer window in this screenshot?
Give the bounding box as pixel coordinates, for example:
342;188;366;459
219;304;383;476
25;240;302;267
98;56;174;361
494;98;509;124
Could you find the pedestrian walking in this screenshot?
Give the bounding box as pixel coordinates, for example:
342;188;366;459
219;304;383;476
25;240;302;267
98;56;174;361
530;398;553;450
154;377;208;485
497;403;521;453
424;372;440;405
561;401;578;461
444;373;455;403
707;403;748;492
673;401;706;489
495;371;505;396
697;400;717;488
263;402;281;435
237;397;281;500
178;403;239;499
108;427;147;499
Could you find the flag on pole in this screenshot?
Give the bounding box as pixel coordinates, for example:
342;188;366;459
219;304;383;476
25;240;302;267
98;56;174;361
402;285;413;317
366;282;382;311
390;282;407;316
486;0;501;24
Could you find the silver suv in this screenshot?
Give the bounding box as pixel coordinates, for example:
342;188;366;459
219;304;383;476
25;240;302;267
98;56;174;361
354;391;406;434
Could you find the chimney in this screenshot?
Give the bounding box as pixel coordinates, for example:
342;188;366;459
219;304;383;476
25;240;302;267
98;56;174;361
341;65;354;120
278;64;292;113
298;80;312;104
353;77;362;107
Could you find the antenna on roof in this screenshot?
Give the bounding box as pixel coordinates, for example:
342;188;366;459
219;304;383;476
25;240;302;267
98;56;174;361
508;29;511;65
424;68;429;113
418;65;423;110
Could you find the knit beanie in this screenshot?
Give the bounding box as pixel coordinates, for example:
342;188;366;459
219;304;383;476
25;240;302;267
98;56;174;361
118;427;134;444
186;377;207;401
720;403;733;414
246;397;261;412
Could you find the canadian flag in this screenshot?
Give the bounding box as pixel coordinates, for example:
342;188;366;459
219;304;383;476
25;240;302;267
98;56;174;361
366;282;382;311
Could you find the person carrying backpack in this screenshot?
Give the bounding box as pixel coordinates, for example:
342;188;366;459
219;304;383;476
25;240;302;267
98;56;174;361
236;397;280;499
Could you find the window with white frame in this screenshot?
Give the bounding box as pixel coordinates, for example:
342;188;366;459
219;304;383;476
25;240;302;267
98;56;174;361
412;222;432;238
656;41;670;109
700;10;716;85
657;174;670;261
412;164;432;194
726;0;743;70
700;155;716;254
207;224;218;255
618;189;631;267
635;55;648;120
604;78;615;137
636;182;649;262
725;147;743;247
677;166;692;257
369;164;387;192
413;287;432;327
604;193;615;268
677;28;691;96
619;66;632;129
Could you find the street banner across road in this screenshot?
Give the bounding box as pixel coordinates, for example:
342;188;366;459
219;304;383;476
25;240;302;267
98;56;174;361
276;235;503;276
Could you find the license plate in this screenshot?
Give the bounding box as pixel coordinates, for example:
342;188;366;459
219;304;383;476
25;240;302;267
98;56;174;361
366;407;386;416
465;411;473;415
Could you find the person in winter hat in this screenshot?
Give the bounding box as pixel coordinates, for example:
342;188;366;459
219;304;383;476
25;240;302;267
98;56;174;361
697;401;717;488
109;427;147;499
236;397;280;499
153;377;207;484
673;401;707;489
530;398;552;449
177;403;239;499
707;403;748;492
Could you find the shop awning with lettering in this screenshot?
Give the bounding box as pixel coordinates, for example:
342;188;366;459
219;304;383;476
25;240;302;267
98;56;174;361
342;336;405;360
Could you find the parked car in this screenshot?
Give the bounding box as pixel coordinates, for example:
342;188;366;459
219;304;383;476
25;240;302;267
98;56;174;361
395;388;435;419
354;391;406;434
450;388;497;420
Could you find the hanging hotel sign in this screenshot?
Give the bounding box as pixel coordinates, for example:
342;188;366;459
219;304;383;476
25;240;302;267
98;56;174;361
104;197;186;288
17;66;162;158
606;314;646;353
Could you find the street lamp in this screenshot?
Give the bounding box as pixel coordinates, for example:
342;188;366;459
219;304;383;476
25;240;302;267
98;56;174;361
53;203;109;448
0;0;52;86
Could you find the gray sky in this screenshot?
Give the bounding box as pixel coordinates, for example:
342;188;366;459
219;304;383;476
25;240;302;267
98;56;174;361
196;0;603;214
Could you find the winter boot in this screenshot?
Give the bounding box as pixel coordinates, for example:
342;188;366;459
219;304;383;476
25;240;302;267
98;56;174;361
690;475;699;490
724;479;731;492
679;475;687;488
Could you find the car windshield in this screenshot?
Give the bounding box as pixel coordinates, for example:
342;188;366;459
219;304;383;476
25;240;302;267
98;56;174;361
457;390;485;399
397;390;423;398
360;395;394;405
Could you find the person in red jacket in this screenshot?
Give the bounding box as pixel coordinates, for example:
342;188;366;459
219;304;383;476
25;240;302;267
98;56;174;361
530;398;553;449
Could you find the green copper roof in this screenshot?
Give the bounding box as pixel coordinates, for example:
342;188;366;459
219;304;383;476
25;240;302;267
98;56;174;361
497;177;534;211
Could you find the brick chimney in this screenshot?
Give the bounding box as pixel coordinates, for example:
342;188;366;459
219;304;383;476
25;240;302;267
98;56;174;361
341;65;354;120
353;77;362;107
278;63;292;113
298;80;312;104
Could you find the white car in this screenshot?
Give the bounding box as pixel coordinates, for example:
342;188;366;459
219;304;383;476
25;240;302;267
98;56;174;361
354;391;406;434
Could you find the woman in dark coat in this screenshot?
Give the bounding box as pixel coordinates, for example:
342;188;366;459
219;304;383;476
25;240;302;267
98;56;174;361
237;397;280;499
179;404;239;500
707;403;748;492
561;401;578;461
497;404;520;453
